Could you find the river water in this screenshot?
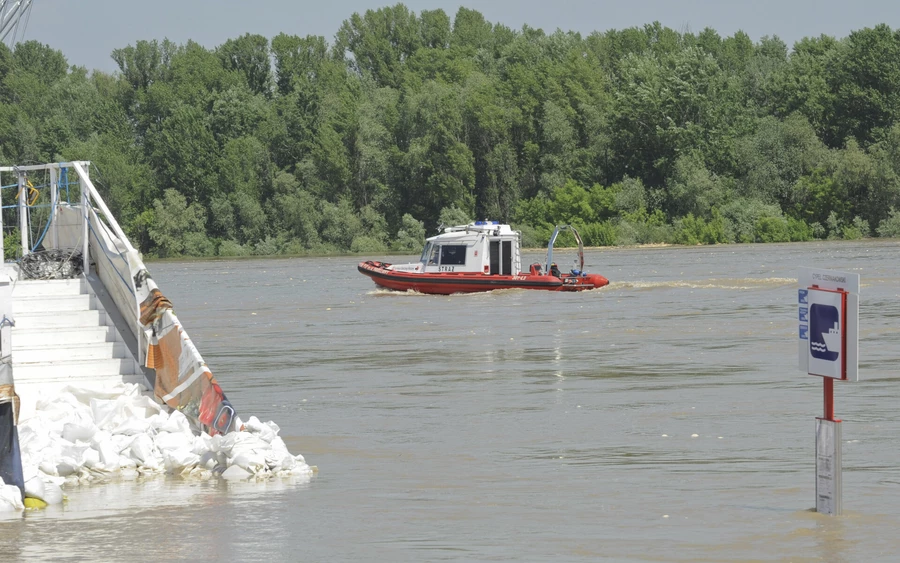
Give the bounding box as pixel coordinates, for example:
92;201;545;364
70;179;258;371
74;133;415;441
1;240;899;561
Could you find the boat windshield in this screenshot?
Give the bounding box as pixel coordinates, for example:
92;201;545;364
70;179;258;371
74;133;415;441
440;245;466;265
421;243;466;266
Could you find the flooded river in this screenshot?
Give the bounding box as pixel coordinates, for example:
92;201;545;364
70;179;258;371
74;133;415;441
1;240;899;561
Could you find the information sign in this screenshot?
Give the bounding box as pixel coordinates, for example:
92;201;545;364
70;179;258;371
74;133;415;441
807;288;845;379
798;267;859;381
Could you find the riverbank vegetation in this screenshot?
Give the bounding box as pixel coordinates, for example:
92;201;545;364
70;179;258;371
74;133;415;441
3;5;900;257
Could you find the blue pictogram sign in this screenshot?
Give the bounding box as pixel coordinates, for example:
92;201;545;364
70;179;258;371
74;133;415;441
799;307;808;323
809;303;840;362
799;289;808;304
799;325;808;339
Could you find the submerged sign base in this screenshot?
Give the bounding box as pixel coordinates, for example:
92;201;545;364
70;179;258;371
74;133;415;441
816;418;842;516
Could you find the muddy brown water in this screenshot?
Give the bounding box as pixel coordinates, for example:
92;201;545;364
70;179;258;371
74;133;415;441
1;240;899;562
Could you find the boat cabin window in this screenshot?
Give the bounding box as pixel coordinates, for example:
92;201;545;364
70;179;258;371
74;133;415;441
439;245;467;265
423;243;468;266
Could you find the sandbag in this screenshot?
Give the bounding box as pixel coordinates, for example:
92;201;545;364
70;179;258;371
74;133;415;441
0;477;23;512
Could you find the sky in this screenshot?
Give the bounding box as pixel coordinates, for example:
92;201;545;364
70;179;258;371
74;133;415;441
13;0;900;73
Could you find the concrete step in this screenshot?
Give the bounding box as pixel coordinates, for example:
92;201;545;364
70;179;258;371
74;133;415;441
13;326;119;347
10;277;146;406
12;278;89;297
13;357;141;379
14;293;95;313
12;341;127;363
13;309;106;329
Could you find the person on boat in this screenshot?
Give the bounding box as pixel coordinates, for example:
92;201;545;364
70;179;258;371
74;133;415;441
549;262;561;278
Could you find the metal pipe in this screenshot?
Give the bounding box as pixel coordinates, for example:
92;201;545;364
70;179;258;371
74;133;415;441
81;185;89;276
72;162;136;253
49;166;58;249
17;170;26;257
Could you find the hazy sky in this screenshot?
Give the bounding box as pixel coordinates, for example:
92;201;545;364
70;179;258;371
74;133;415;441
17;0;900;73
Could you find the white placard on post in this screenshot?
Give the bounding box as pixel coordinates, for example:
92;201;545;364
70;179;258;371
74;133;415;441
798;267;859;381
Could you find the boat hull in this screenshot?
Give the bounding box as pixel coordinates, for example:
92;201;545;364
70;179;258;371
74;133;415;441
358;261;609;295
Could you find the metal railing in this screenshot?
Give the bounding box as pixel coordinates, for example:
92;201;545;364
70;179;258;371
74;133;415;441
0;161;143;361
0;161;242;435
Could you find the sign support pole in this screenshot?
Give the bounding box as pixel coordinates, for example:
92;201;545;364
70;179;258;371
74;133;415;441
823;378;834;422
817;376;841;515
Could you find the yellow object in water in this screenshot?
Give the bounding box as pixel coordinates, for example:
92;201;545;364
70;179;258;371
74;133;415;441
24;497;48;509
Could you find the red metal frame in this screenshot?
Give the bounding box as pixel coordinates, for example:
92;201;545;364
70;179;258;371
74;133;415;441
810;284;847;422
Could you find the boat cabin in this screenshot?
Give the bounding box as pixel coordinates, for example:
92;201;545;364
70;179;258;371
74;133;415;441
395;221;522;276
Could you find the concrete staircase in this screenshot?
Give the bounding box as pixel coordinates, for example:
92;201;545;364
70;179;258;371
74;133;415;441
10;277;146;418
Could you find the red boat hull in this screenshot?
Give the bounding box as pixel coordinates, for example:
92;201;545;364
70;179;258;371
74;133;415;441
358;261;609;295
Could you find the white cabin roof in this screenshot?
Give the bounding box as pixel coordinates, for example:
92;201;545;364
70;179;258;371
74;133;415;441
429;221;518;242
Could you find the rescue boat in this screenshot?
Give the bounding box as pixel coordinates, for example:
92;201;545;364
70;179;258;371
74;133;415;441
358;221;610;294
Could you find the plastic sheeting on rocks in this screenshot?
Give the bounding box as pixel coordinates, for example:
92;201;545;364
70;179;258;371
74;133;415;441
13;383;313;506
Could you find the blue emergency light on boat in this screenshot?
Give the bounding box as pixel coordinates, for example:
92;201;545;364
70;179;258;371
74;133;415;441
474;220;500;225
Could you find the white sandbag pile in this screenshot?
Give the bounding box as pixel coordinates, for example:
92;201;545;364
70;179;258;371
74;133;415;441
12;383;313;506
0;476;24;511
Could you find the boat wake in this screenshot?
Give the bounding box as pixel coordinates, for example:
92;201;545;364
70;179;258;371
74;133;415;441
604;278;795;291
366;278;793;296
367;288;430;297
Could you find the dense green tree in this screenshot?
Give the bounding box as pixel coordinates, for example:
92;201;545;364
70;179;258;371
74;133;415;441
877;208;900;237
111;39;173;91
271;171;322;248
401;79;475;227
393;213;426;251
271;34;329;96
352;85;399;212
335;4;423;88
146;103;219;205
666;153;729;219
7;5;900;257
827;25;900;146
12;40;68;84
451;7;494;50
736;113;828;209
217;34;271;96
148;189;209;257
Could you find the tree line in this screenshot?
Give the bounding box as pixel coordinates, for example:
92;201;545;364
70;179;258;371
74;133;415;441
3;4;900;258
